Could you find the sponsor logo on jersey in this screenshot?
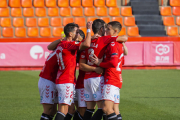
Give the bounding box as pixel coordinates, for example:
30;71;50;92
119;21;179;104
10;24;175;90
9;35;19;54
90;43;98;48
111;42;115;46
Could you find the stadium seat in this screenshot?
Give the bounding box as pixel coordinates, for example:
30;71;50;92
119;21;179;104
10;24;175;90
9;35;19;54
72;7;83;16
70;0;81;7
60;7;71;16
28;27;38;37
94;0;105;7
45;0;56;7
35;8;46;17
58;0;69;7
50;18;61;26
97;7;107;16
52;27;63;37
38;18;49;27
84;7;95;16
0;0;7;7
26;18;37;27
0;18;11;27
9;0;21;7
13;18;24;27
124;17;136;26
2;28;13;37
121;7;133;16
127;27;139;37
21;0;32;7
173;7;180;15
11;8;22;17
163;17;175;26
48;8;58;16
118;27;126;36
106;0;117;7
63;18;74;26
100;17;110;23
40;27;51;37
87;17;98;22
33;0;44;7
15;28;26;37
23;8;34;17
0;8;9;17
79;27;87;36
109;7;120;16
176;16;180;25
74;17;86;26
82;0;93;7
170;0;180;6
167;26;178;36
112;17;123;25
160;7;172;16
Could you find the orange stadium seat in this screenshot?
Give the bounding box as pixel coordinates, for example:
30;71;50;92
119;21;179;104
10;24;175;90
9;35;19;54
170;0;180;6
40;27;51;37
72;7;83;16
94;0;105;7
119;27;126;36
124;17;136;26
109;7;120;16
63;18;74;26
176;16;180;25
0;8;9;17
34;0;44;7
45;0;56;7
26;18;37;27
173;7;180;15
2;28;13;37
15;28;26;37
23;8;34;17
11;8;22;17
48;8;59;16
160;7;172;16
100;17;110;23
79;27;87;36
112;17;123;25
38;18;49;27
35;8;46;17
121;7;133;16
82;0;93;7
60;7;71;17
58;0;69;7
0;0;7;7
75;17;86;26
97;7;107;16
28;27;38;37
167;26;178;36
70;0;81;7
128;27;139;36
50;18;61;26
13;18;24;27
9;0;21;7
87;17;98;22
53;27;63;37
163;17;175;26
84;7;95;16
21;0;32;7
0;18;11;27
106;0;117;7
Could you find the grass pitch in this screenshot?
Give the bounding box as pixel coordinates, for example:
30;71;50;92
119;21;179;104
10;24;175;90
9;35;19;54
0;70;180;120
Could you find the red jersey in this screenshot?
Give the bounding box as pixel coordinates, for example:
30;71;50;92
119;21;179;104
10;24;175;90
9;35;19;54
84;36;118;79
100;42;124;88
39;51;59;83
56;41;81;84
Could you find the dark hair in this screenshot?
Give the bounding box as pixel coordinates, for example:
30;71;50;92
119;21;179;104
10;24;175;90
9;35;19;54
92;19;105;34
64;23;79;37
108;21;122;32
79;29;85;40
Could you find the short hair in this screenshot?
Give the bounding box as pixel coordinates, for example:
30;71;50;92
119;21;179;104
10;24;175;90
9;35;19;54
79;29;85;40
92;19;106;34
108;21;122;32
64;23;79;37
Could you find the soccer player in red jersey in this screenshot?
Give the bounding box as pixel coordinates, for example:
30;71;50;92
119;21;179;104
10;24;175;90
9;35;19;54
54;22;92;120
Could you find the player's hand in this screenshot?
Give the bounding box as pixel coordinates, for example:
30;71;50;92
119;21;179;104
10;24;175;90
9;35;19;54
89;54;102;66
94;67;104;74
76;33;83;41
86;21;93;29
91;34;101;39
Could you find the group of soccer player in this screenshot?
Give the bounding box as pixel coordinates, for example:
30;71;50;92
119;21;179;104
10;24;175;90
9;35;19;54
38;19;128;120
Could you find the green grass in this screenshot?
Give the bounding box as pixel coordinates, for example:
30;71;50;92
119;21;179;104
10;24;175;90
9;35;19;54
0;70;180;120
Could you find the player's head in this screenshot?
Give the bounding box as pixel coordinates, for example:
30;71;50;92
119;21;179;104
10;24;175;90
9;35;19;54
106;21;122;36
64;23;79;40
92;19;106;36
75;29;85;42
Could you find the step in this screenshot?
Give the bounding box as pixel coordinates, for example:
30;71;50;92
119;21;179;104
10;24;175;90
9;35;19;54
136;20;163;25
131;1;158;6
134;15;162;21
139;30;167;37
133;10;160;15
138;25;165;31
132;5;159;10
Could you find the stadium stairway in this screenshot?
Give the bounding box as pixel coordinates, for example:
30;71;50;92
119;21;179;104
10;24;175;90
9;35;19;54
130;0;167;37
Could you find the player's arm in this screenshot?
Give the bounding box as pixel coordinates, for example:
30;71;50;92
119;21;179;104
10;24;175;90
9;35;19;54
122;42;128;55
116;35;128;42
47;38;63;50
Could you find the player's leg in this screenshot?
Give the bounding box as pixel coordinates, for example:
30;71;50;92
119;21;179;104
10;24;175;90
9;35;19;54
65;103;75;120
103;100;117;120
77;88;87;117
114;89;122;120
